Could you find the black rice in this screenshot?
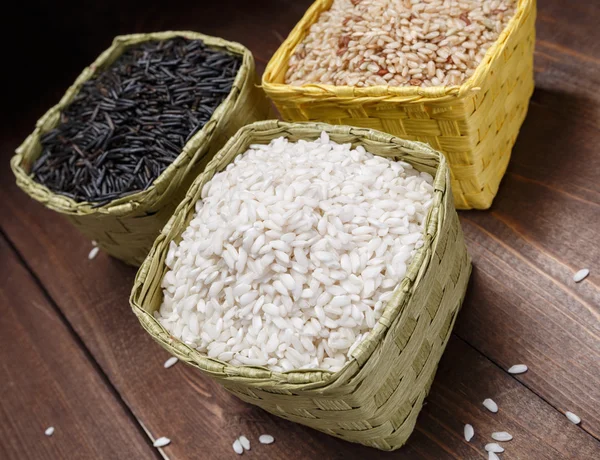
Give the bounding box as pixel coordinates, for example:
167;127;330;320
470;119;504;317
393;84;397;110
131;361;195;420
31;37;242;203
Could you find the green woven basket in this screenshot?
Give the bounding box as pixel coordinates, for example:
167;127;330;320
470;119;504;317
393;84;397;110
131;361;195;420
10;31;271;266
130;120;472;451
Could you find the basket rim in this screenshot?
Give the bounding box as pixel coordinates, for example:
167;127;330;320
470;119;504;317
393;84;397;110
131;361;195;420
130;119;452;388
262;0;535;102
11;30;254;216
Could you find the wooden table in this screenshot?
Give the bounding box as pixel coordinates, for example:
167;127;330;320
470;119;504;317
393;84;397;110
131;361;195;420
2;1;599;458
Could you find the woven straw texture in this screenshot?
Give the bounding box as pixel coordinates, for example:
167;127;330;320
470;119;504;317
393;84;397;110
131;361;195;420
130;120;472;450
11;31;271;266
262;0;536;210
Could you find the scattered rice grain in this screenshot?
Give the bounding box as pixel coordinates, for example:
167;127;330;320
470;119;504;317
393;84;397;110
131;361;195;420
565;411;581;424
485;443;504;453
573;268;590;283
491;431;513;442
259;434;275;444
483;398;498;413
153;437;171;448
464;423;474;442
507;364;528;374
163;356;178;369
239;435;251;450
233;439;244;454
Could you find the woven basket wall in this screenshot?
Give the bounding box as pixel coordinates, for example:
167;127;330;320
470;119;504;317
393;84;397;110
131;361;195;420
11;31;271;266
262;0;536;210
130;120;472;450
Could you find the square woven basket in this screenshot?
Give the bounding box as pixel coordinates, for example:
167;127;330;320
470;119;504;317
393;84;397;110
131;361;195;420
11;31;271;266
262;0;536;209
130;120;472;451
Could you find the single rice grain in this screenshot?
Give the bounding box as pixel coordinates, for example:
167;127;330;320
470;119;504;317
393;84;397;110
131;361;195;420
163;357;178;369
464;424;474;442
565;411;581;424
233;439;244;454
485;443;504;453
153;437;171;448
491;431;513;442
483;398;499;413
573;268;590;283
508;364;528;374
259;434;275;444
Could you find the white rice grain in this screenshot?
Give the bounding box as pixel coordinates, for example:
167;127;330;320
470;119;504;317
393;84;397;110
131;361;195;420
488;452;500;460
88;247;100;260
507;364;528;374
153;437;171;448
259;434;275;444
239;435;250;450
491;431;513;442
483;398;499;413
233;439;244;455
44;426;55;436
573;269;590;283
163;357;178;369
464;424;474;442
565;411;581;424
485;443;504;453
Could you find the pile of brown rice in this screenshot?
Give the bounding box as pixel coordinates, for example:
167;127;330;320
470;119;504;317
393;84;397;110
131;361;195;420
285;0;516;88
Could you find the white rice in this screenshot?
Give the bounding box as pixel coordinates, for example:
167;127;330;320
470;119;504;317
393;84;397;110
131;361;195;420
491;431;513;441
507;364;527;374
163;356;178;369
88;246;100;260
239;435;250;450
156;133;434;372
483;398;498;413
233;439;244;454
573;268;589;283
485;443;504;453
488;452;500;460
565;411;581;425
44;426;55;436
464;423;474;442
153;437;171;448
259;434;275;444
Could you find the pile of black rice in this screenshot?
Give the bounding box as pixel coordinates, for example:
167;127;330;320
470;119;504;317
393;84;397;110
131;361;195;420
31;37;242;205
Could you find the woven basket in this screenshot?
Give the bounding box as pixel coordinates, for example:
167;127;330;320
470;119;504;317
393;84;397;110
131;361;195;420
262;0;536;210
11;31;271;266
130;120;472;450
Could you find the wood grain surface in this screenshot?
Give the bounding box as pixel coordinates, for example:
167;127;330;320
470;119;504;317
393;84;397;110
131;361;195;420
0;235;157;459
1;0;599;458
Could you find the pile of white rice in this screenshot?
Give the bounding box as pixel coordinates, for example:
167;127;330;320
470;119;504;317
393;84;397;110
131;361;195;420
285;0;516;87
156;133;435;372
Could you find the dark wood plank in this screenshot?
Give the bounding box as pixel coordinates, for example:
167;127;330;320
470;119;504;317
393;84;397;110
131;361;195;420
0;234;157;459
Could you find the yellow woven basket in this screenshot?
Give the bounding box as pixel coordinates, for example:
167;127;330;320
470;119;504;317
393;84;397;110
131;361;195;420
262;0;536;209
11;31;271;266
130;120;472;450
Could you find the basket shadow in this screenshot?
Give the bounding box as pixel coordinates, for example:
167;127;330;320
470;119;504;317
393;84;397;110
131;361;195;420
461;86;600;247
